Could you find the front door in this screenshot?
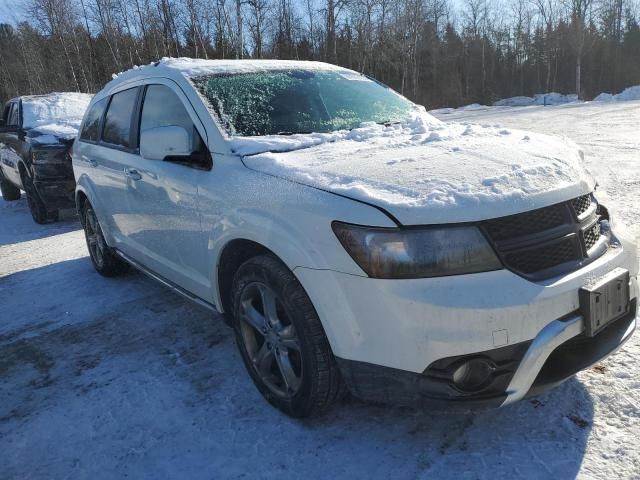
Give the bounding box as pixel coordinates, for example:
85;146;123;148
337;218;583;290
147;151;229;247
121;83;211;298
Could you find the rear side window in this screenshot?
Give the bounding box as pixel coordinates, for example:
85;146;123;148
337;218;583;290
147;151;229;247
140;85;204;153
102;88;139;148
80;97;109;142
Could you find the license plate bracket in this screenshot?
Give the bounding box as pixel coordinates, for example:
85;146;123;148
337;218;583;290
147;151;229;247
579;268;630;337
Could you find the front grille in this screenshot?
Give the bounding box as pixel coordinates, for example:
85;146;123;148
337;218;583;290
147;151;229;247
484;204;566;241
482;193;607;280
583;223;601;251
503;237;580;274
572;194;592;216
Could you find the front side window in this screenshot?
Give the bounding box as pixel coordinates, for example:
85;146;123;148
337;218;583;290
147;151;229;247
1;104;11;125
102;88;139;148
80;97;109;142
193;70;415;137
8;103;20;127
140;84;204;153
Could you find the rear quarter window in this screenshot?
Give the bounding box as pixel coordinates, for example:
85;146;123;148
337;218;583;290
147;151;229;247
102;88;139;148
80;97;109;142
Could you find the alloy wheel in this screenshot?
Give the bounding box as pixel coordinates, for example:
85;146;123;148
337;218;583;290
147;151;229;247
239;282;303;398
84;208;107;269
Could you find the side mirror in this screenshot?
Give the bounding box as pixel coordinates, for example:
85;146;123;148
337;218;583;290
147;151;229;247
140;126;192;161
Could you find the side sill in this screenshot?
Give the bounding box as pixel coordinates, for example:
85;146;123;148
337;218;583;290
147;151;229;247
115;250;218;313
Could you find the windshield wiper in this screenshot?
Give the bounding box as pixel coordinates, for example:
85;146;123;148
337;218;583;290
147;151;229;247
376;120;402;126
275;130;313;136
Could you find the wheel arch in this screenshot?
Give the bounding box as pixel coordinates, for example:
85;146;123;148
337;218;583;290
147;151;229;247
75;188;89;225
216;238;277;323
74;181;111;245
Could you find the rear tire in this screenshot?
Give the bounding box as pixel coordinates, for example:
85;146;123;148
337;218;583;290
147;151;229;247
0;177;21;201
22;171;58;224
231;254;345;418
82;202;129;277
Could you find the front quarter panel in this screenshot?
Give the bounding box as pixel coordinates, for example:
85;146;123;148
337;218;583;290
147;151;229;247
199;154;396;309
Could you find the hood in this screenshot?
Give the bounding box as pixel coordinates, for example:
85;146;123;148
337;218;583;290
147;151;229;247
237;114;595;225
27;128;76;147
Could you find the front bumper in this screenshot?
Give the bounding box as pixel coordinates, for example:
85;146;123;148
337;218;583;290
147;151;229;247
335;307;636;409
33;178;76;208
32;162;76;209
295;229;638;409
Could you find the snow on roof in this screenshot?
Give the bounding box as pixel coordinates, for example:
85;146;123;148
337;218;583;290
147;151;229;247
21;92;93;141
160;57;351;77
109;57;353;86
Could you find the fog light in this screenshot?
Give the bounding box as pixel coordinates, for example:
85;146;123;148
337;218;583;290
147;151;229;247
452;358;494;392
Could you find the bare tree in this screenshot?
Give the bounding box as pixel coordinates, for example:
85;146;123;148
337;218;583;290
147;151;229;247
564;0;594;97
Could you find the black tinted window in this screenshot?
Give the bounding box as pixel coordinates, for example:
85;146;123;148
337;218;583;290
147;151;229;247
2;104;10;124
80;97;108;141
102;88;139;147
140;85;203;152
8;103;20;127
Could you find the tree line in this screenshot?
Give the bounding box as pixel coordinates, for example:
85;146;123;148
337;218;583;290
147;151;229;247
1;0;640;109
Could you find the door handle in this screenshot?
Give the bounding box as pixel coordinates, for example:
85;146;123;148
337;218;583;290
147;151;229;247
80;156;97;167
124;168;142;181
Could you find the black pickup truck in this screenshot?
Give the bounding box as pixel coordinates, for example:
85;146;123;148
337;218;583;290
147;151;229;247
0;93;92;223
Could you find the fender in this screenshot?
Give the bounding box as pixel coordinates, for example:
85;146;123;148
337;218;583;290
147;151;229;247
195;157;397;310
207;217;331;310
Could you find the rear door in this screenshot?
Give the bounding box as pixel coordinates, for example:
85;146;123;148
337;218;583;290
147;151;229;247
120;81;211;298
78;87;143;253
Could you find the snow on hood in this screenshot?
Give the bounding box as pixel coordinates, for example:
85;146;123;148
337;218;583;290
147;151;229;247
239;112;595;225
22;93;93;144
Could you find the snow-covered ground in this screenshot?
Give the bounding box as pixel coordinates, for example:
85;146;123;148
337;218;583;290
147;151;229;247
1;101;639;479
431;85;640;114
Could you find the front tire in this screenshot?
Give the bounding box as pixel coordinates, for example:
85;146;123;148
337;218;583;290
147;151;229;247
22;172;58;224
82;202;129;277
0;176;21;201
231;255;345;418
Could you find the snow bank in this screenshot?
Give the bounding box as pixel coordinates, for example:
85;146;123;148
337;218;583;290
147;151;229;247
494;92;578;107
433;93;580;114
594;85;640;102
241;111;594;223
22;92;93;142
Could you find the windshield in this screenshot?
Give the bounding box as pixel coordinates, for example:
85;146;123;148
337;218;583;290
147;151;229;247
193;70;415;136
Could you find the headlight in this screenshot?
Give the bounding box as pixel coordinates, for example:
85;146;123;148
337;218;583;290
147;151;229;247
332;222;502;279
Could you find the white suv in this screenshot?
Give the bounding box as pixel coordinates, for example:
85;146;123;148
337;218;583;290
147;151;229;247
72;58;638;417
